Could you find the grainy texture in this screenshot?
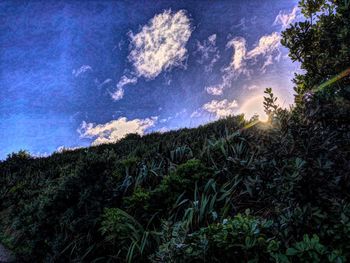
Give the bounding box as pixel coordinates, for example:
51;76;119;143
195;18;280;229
0;244;14;262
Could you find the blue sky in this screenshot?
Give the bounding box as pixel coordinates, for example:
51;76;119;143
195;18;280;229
0;0;301;159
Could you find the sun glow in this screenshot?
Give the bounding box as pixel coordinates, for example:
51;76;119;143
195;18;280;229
315;67;350;91
239;95;269;122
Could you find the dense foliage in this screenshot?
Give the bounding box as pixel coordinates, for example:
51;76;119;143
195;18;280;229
0;0;349;262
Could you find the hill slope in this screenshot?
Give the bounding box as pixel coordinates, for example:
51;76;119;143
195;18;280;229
0;104;349;262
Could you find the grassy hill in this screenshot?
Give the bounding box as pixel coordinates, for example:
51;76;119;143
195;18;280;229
1;95;349;262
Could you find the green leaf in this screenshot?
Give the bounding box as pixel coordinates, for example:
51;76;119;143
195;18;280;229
286;247;299;256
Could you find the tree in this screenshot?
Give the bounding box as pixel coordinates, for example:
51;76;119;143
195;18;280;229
281;0;350;102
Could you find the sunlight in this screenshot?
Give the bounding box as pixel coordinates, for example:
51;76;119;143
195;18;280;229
316;67;350;91
239;95;269;122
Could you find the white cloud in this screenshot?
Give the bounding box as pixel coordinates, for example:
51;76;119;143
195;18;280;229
112;10;192;102
273;6;299;30
226;37;247;74
226;37;247;70
72;65;92;77
205;32;281;95
56;146;81;153
205;85;224;96
202;99;238;118
261;55;274;72
204;37;246;96
157;127;169;133
78;117;157;145
128;9;192;79
195;34;220;72
111;87;124;101
208;34;216;43
246;32;281;59
111;76;138;101
117;75;138;89
190;110;202;118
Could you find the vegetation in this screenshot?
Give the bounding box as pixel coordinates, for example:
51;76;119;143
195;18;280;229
0;0;349;262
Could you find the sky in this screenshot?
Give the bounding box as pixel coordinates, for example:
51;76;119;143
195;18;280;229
0;0;302;159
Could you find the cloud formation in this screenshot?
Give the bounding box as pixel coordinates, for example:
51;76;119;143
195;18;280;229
195;34;220;72
226;37;247;74
96;78;112;89
205;85;224;96
204;37;247;96
246;32;281;59
202;99;238;118
205;32;281;95
111;76;138;101
190;110;202;118
56;145;81;153
72;65;92;77
111;87;124;101
128;9;192;79
273;6;299;30
112;9;192;101
78;117;157;145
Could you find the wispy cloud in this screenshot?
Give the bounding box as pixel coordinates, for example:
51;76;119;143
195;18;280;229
205;32;281;95
246;32;281;59
205;85;224;96
225;37;249;76
204;37;247;96
111;76;138;101
157;127;169;133
111;87;124;101
72;65;92;77
78;117;157;145
128;9;192;79
190;110;202;118
117;76;138;89
273;6;299;30
95;78;112;89
194;34;220;72
202;99;238;118
56;145;82;153
158;109;187;124
233;16;258;32
261;55;274;73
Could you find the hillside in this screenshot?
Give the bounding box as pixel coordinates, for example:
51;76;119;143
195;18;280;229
1;96;350;261
1;0;350;262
